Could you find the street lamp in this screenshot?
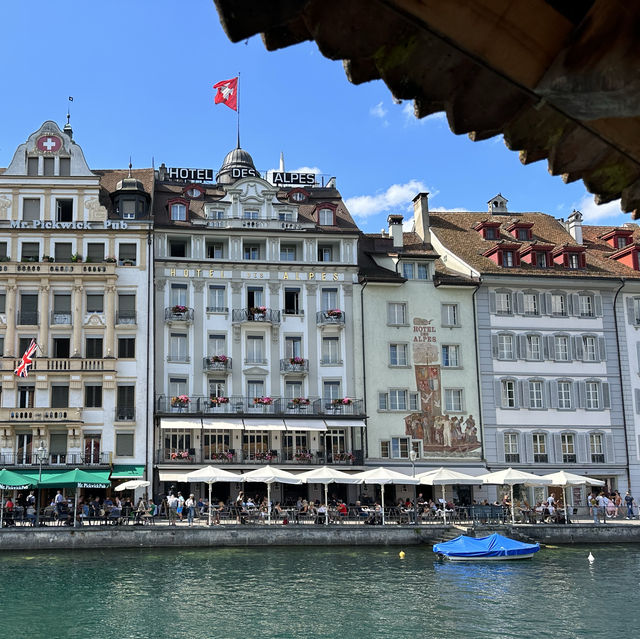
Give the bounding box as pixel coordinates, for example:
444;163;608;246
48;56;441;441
35;441;47;526
409;450;418;525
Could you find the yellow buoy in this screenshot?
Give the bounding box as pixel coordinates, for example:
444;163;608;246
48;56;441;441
399;551;405;559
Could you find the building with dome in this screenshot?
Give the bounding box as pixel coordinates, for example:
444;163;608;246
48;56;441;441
153;145;366;503
0;120;154;486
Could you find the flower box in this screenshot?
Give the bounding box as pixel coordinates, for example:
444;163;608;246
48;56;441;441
326;309;342;318
289;356;305;365
171;395;190;408
294;451;313;462
210;396;230;407
291;397;310;406
211;354;229;363
170;450;191;460
171;305;188;314
332;398;352;406
254;396;273;406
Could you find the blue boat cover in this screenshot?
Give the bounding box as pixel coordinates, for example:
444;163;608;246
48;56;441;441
433;533;540;558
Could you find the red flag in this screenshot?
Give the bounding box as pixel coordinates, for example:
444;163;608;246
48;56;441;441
14;339;38;378
213;77;238;111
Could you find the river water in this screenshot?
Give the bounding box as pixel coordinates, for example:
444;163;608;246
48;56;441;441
1;544;636;638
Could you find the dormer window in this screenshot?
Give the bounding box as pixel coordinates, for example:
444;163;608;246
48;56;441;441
289;189;309;203
608;242;640;271
319;208;334;225
473;220;501;240
183;185;204;199
536;252;547;268
169;200;188;222
553;245;586;269
506;221;534;241
600;228;634;249
485;227;498;240
482;243;521;268
503;250;515;267
518;243;553;268
568;254;579;269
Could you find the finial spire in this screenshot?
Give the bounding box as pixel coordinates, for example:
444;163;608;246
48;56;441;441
279;151;285;172
128;156;132;178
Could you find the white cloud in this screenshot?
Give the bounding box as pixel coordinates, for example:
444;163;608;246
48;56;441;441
573;194;624;222
402;102;446;125
291;166;321;174
370;101;387;119
402;207;466;231
345;179;428;219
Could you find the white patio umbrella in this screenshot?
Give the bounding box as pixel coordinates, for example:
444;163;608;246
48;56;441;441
352;467;419;525
298;466;363;525
539;471;605;523
416;467;480;525
185;466;241;526
478;468;552;525
114;480;151;491
240;465;302;524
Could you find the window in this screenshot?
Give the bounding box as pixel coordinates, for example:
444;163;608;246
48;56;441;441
536;252;548;268
579;294;593;317
53;293;72;324
318;208;333;225
381;437;411;459
557;381;572;409
0;293;5;313
53;338;70;358
59;158;70;176
207;285;226;312
55;199;73;222
118;337;135;358
116;433;134;457
209;379;227;399
247;286;263;309
504;433;519;463
27;157;38;176
170;283;187;307
441;304;458;327
207;209;225;220
495;292;511;315
84;384;103;408
551;294;567;316
442;345;460;367
318;245;333;262
246;335;265;363
533;433;548;463
402;263;414;279
529;381;543;409
247;379;264;399
21;243;39;261
590;433;605;463
501;380;516;408
554;336;569;361
280;245;296;261
278;211;293;222
445;389;463;412
389;390;408;411
243;210;259;219
417;264;428;279
284;336;302;359
116;385;135;421
503;250;515;267
583;336;597;362
484;227;497;240
586;382;600;409
562;434;576;463
85;337;103;358
43;157;54;176
389;343;408;366
168;333;188;362
120;199;136;219
169;240;187;258
208;334;226;357
568;253;580;269
0;242;6;260
170;202;187;221
243;244;260;260
517;228;529;241
54;243;72;262
19;293;38;325
207;243;224;259
86;243;105;262
321;337;340;364
387;302;407;325
22;198;40;221
51;385;69;408
321;288;338;311
323;381;341;401
633;298;640;325
498;334;514;360
524;293;538;315
117;294;136;323
284;288;300;315
526;335;541;360
119;243;137;265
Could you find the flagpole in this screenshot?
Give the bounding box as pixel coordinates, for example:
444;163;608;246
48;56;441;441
236;72;241;148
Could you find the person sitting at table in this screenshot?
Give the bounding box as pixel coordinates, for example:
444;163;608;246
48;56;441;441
337;500;348;518
316;503;327;524
5;497;14;513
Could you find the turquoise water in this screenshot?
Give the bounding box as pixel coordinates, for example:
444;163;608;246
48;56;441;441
0;545;637;638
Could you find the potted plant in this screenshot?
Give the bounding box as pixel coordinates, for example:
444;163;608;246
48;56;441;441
171;394;190;408
250;305;267;317
332;397;352;406
210;396;229;407
253;396;273;406
289;356;305;366
211;354;228;363
291;397;310;406
42;255;54;263
105;256;117;263
171;304;188;314
71;253;82;263
294;451;313;462
326;308;342;318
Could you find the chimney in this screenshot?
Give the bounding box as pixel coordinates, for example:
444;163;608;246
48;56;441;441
567;209;583;244
387;214;404;248
412;192;429;241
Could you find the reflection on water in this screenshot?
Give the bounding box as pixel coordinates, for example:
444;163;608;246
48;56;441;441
1;545;638;638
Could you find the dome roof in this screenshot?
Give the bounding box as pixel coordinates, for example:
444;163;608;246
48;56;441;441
116;176;146;193
216;146;258;184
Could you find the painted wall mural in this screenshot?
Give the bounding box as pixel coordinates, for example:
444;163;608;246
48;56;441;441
404;318;481;458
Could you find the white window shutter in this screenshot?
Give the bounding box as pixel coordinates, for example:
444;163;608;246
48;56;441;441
515;291;524;314
602;383;611;409
636;342;640;373
634;388;640;414
547;335;556;361
525;432;534;464
594;295;603;317
542;335;549;360
497;431;505;463
549;380;558;409
573;335;584;361
519;380;529;408
488;292;496;314
518;335;527;360
440;304;448;327
494;380;502;407
491;334;498;358
545;292;553;315
576;432;588;463
571;293;580;316
627;297;636;324
598;337;606;361
605;433;614;464
553;433;562;463
537;292;545;314
577;381;586;409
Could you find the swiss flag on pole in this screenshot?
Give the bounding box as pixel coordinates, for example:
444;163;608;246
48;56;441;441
213;77;238;111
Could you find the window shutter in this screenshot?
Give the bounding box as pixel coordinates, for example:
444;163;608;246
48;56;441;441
440;304;448;327
570;293;580;316
515;292;524;314
598;337;606;361
576;432;588;463
627;297;636;325
573;335;584;361
634;389;640;414
544;293;553;315
538;292;545;315
491;334;498;358
519;380;529;408
494;380;503;407
571;382;578;410
594;295;603;317
547;335;556;361
549;380;558;408
604;433;614;464
568;335;574;361
525;432;534;464
488;291;496;314
636;342;640;373
496;431;506;463
542;335;549;360
553;433;562;464
518;335;527;360
602;383;611;409
577;381;586;409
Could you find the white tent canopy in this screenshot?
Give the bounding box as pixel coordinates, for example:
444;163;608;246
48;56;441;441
539;471;605;524
240;465;303;524
298;466;362;525
114;480;150;492
416;467;480;524
185;466;240;526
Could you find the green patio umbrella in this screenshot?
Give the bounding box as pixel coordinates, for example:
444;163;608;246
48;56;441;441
0;469;35;529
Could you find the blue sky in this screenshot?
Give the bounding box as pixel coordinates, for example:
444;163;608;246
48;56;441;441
0;1;629;232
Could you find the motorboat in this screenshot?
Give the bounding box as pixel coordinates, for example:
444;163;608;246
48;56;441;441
433;533;540;561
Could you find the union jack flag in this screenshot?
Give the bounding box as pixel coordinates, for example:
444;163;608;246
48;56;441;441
14;339;38;378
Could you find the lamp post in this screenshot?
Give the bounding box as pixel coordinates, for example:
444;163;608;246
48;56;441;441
35;442;47;526
409;450;417;525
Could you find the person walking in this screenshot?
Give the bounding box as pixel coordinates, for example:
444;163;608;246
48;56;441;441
177;492;185;521
185;494;196;526
590;493;600;524
167;492;178;526
625;490;634;519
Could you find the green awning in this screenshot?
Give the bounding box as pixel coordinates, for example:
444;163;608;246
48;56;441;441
0;469;36;490
110;464;145;479
36;468;111;488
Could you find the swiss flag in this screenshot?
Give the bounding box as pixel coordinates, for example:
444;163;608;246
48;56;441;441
213;77;238;111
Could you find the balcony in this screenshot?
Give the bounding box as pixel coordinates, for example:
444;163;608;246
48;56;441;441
50;311;72;325
0;407;82;423
206;306;229;314
280;358;309;374
2;358;116;373
0;451;111;467
232;308;281;324
116;311;137;325
0;262;116;276
316;310;345;327
17;311;39;326
164;307;194;324
115;407;136;422
155;395;365;417
167;354;191;363
203;356;232;372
